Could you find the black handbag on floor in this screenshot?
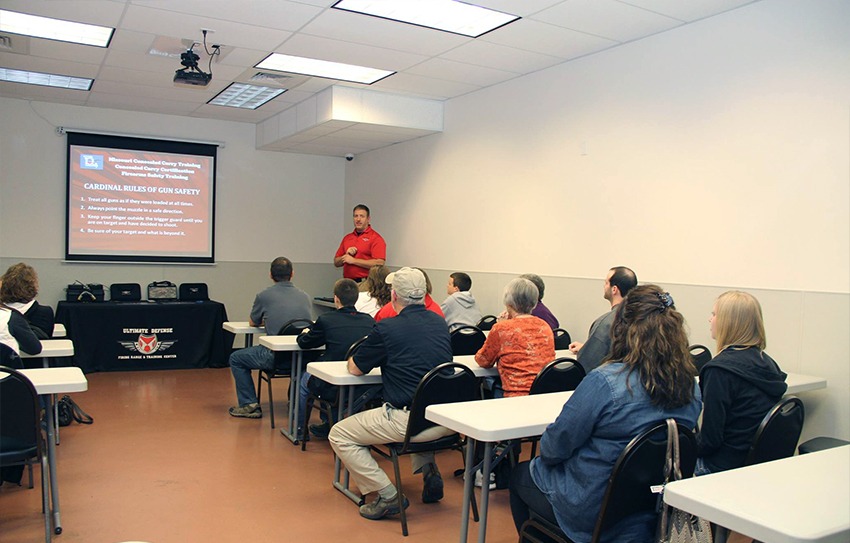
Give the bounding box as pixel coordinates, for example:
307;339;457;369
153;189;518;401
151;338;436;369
57;395;94;426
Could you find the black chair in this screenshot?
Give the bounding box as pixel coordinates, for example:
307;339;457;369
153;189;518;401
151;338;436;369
689;344;712;372
552;328;572;350
370;362;479;536
476;315;498;331
519;420;698;543
745;396;805;466
0;365;52;542
450;325;487;356
301;335;368;450
798;436;850;455
523;358;586;459
257;318;313;429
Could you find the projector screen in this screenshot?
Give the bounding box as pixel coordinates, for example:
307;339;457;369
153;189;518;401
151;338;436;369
66;132;217;264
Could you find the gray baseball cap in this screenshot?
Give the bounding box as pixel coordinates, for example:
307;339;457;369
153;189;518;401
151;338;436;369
386;267;426;301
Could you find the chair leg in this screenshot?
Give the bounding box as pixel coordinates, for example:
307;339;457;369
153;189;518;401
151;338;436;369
267;375;275;429
529;440;538;460
40;454;51;542
390;450;408;536
256;371;263;404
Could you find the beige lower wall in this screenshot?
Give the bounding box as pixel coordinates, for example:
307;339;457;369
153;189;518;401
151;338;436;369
6;258;848;446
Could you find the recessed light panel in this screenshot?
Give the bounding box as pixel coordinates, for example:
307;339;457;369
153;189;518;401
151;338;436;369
256;53;394;85
208;83;286;109
332;0;519;38
0;9;114;47
0;67;93;90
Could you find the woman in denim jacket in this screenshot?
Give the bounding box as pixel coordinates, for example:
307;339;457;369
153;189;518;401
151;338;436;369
509;284;702;543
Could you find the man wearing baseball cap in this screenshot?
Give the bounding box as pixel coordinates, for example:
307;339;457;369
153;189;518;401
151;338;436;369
329;267;453;521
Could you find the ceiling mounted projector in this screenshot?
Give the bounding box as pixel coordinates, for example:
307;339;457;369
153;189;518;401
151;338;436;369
173;30;219;87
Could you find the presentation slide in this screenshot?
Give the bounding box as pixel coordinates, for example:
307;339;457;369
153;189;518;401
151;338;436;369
66;132;216;263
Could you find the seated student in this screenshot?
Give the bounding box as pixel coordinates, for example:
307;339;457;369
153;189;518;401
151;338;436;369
509;285;701;542
296;278;374;439
374;268;444;321
440;272;483;332
475;277;555;397
520;273;559;329
355;265;391;317
0;262;54;339
0;302;42;357
228;257;312;419
697;290;787;475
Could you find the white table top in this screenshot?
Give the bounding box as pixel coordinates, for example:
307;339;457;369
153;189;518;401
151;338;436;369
258;335;324;351
784;372;827;394
222;321;266;335
20;338;75;358
53;323;66;338
306;360;383;386
426;391;573;443
18;366;88;394
664;445;850;543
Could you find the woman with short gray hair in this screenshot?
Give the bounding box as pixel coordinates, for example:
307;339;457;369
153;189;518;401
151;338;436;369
475;278;555;397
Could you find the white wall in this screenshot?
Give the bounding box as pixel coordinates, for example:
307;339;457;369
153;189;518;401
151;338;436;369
0;98;347;319
346;0;850;441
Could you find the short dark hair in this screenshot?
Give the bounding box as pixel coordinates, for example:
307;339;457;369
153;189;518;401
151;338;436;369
450;272;472;292
519;273;545;301
609;266;637;297
270;257;293;282
353;204;370;216
334;278;360;307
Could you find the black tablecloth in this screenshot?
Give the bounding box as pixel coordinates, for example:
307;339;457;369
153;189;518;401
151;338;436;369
56;301;232;372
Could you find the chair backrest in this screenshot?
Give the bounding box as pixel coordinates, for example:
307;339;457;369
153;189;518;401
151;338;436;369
476;315;498;331
344;335;369;359
591;420;697;542
745;396;805;466
277;318;314;336
552;328;572;350
529;357;585;395
0;343;23;370
403;362;478;447
450;325;486;355
0;365;42;463
689;344;712;372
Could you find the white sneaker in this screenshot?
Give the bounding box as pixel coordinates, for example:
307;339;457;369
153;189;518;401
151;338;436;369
474;469;496;490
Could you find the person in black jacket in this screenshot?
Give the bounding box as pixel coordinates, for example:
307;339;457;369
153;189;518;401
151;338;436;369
697;290;787;475
0;262;54;339
296;278;374;438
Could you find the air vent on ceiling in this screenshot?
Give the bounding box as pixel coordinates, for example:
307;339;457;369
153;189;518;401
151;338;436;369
0;33;30;54
249;72;292;86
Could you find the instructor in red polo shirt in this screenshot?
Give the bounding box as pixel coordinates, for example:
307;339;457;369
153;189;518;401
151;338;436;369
334;204;386;282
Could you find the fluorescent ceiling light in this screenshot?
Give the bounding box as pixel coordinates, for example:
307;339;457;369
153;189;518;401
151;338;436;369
0;9;114;47
256;53;394;85
0;67;93;90
209;83;286;110
332;0;519;38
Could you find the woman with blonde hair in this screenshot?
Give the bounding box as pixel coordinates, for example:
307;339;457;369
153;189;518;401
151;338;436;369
697;290;787;475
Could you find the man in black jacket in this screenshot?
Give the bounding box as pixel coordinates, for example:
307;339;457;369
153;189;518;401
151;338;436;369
295;278;374;438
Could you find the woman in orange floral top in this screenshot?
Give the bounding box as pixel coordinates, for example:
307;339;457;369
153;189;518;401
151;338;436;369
475;277;556;397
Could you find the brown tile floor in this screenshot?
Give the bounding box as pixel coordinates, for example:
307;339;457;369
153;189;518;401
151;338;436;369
0;368;519;543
